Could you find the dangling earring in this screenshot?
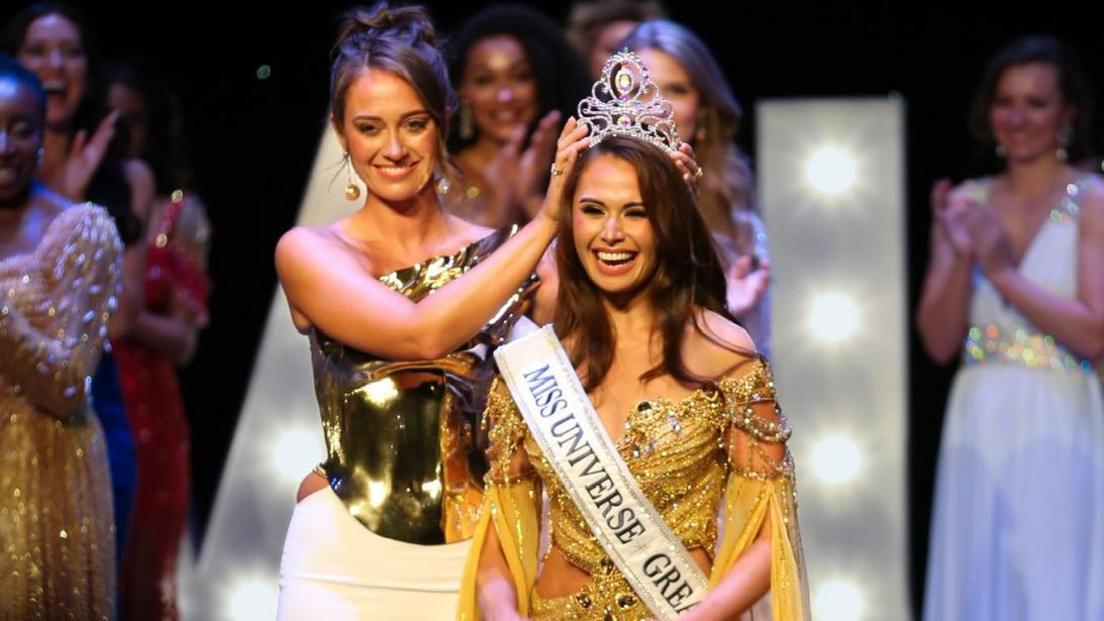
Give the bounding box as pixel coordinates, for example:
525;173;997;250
459;101;474;141
36;147;45;169
995;143;1008;159
344;153;361;201
1057;125;1072;161
435;173;451;195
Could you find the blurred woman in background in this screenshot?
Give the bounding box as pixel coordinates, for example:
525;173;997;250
622;20;772;357
0;53;123;619
446;4;589;228
918;35;1104;621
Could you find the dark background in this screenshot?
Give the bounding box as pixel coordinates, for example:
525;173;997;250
6;1;1102;616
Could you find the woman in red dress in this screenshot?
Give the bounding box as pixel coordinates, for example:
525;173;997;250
107;59;211;621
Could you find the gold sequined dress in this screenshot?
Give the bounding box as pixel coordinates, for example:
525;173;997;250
458;358;810;621
0;204;123;621
276;228;536;621
924;176;1104;621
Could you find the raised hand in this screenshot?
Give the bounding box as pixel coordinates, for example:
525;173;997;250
931;178;976;259
536;116;590;225
670;142;703;195
963;201;1014;279
62;110;119;200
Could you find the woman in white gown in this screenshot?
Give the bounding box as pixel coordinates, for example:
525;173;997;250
918;35;1104;621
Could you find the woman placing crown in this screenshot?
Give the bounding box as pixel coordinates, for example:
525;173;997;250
458;50;809;621
273;4;590;619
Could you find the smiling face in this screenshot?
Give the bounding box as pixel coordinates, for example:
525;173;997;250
989;61;1074;164
16;12;88;131
571;153;657;301
0;77;44;203
334;68;438;204
458;34;539;144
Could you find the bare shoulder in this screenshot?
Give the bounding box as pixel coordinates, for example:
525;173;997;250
274;225;350;278
688;309;759;377
699;308;757;351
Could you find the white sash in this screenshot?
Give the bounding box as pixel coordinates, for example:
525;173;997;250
494;326;709;619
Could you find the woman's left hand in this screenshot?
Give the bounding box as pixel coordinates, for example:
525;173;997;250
964;202;1014;279
670;142;703;195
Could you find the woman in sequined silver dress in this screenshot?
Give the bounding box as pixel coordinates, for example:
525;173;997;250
272;5;591;620
918;36;1104;621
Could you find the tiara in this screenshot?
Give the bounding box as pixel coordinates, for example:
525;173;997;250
577;49;681;154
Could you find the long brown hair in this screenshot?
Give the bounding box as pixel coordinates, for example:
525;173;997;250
555;136;738;390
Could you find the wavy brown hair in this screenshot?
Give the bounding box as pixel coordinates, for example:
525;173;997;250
555;136;743;390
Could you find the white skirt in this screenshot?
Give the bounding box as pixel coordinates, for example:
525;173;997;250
277;487;471;621
925;365;1104;621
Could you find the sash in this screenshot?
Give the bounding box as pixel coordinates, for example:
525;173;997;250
494;326;709;619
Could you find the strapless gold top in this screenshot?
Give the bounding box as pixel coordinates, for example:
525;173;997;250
311;227;537;544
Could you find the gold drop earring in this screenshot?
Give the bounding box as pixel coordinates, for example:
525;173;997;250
345;153;361;201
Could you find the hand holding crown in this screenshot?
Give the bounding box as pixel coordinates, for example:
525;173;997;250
536;49;704;228
578;49;702;189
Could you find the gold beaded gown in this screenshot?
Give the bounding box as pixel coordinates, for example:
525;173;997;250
457;357;810;621
0;204;123;621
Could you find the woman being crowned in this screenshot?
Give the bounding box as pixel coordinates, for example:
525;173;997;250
458;50;810;621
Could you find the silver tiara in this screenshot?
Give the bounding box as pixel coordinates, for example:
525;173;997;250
577;49;681;154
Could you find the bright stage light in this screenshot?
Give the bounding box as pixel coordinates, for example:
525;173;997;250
224;574;278;621
814;579;866;621
810;434;863;486
807;292;861;344
804;145;857;197
758;98;908;620
270;427;323;485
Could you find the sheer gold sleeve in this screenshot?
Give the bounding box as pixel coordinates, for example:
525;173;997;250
0;204;123;418
709;359;811;620
459;376;541;620
720;359;794;480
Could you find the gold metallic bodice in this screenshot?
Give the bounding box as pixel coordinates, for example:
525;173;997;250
311;227;537;545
